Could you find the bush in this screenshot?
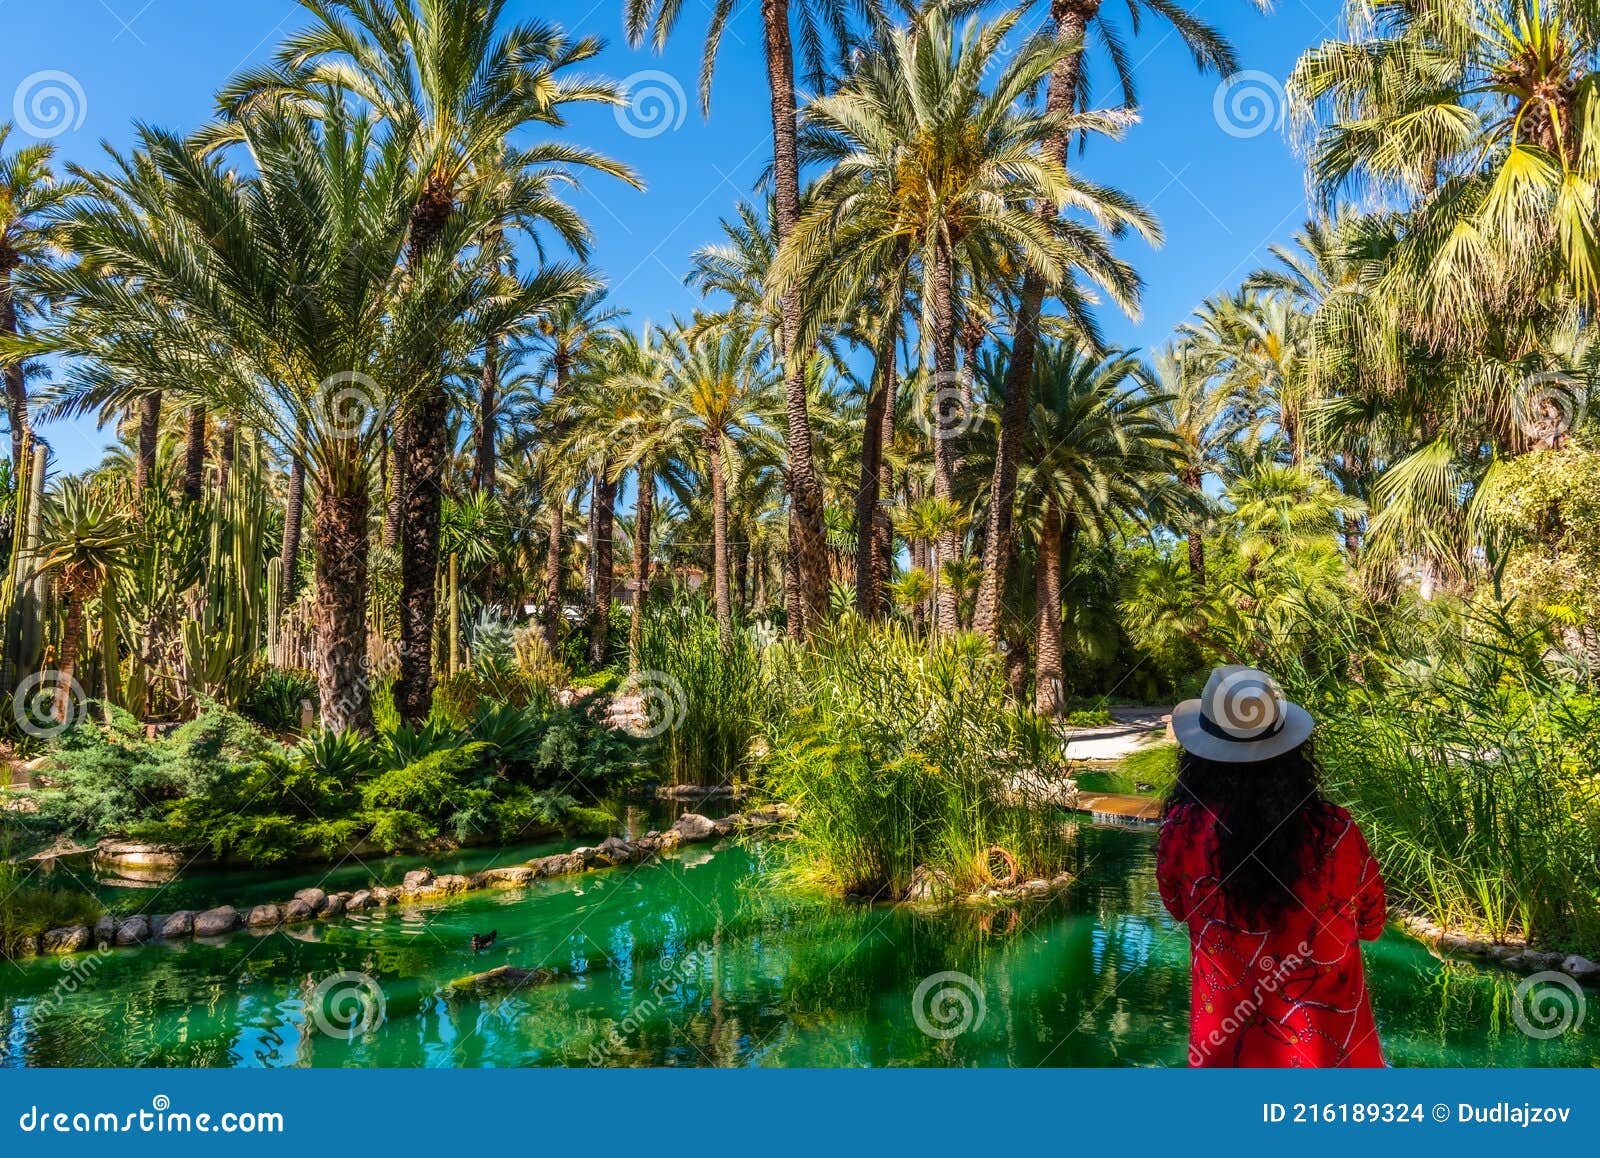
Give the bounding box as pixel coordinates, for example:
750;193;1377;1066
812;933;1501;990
240;666;318;733
1064;708;1113;727
764;620;1071;900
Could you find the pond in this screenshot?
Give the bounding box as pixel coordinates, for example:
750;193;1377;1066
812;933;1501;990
2;818;1594;1067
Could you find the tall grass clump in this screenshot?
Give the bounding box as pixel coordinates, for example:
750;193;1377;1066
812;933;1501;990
635;601;769;787
1273;607;1600;954
763;618;1071;901
0;857;102;958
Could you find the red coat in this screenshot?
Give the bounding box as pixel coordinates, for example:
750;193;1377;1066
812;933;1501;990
1156;801;1387;1067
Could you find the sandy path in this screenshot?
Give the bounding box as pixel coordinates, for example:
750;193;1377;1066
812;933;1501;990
1062;706;1173;763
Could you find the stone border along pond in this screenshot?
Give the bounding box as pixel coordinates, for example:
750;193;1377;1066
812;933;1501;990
16;803;1597;992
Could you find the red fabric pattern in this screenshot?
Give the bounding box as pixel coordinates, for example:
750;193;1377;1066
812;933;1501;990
1156;802;1387;1068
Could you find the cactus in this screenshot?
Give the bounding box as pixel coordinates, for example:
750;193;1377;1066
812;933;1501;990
266;556;282;666
1;439;49;692
447;551;460;675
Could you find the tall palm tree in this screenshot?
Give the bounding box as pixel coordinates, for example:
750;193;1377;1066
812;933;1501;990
1008;343;1179;716
30;104;503;732
777;4;1158;634
625;0;892;636
660;320;783;643
530;288;626;651
973;0;1263;644
0;125;83;470
220;0;637;722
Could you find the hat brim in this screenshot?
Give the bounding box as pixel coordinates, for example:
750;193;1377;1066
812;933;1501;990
1168;698;1314;763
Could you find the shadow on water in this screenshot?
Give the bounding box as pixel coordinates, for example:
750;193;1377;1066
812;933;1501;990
3;818;1595;1067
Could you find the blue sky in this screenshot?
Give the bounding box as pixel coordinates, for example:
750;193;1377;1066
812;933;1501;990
5;0;1340;472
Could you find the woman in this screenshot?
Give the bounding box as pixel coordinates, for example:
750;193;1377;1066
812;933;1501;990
1158;665;1387;1067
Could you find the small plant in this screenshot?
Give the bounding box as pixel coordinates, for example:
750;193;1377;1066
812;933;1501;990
0;857;103;958
240;665;318;733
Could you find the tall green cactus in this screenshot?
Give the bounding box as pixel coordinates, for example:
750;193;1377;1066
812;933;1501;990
1;440;49;693
266;556;282;666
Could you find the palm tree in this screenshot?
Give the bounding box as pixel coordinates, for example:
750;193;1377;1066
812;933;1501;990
0;125;83;470
624;0;891;636
36;479;135;721
973;0;1263;644
660;320;782;643
31;104;492;732
220;0;637;722
1008;344;1179;716
895;496;968;642
530;288;626;652
778;5;1158;634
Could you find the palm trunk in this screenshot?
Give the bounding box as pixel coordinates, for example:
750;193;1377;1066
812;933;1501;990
873;382;898;605
1;287;26;473
542;357;571;649
708;435;733;646
134;392;160;501
281;456;305;606
856;260;907;620
53;596;85;723
382;427;403;550
931;241;961;635
475;336;499;495
588;466;616;668
183;405;206;503
1034;499;1064;717
629;468;654;673
974;0;1097;641
762;0;828;638
392;181;455;724
1184;467;1205;589
312;471;373;734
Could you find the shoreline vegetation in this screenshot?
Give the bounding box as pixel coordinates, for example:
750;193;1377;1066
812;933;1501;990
4;0;1600;1064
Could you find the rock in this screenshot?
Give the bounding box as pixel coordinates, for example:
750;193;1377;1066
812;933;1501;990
1438;932;1489;957
159;911;196;939
93;915;116;947
247;904;283;928
450;964;560;992
292;888;327;913
1021;879;1053;897
656;830;682;851
572;846;601;866
193;906;240;937
633;836;661;858
1485;944;1522;962
320;894;346;918
529;853;582;878
1050;872;1074;892
284;898;315;923
479;867;533;888
430;874;471;894
346;890;372;912
41;925;91;954
904;865;954;902
670;813;718;843
114;915;150;946
371;887;396;907
1561;955;1600;981
401;869;434;891
596;836;635;865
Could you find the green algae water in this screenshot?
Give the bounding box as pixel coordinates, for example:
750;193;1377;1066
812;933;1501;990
2;819;1595;1067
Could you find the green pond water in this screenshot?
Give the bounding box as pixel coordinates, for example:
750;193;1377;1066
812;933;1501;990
2;818;1595;1067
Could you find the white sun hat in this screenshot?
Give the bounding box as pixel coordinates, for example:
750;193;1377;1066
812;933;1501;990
1168;665;1314;763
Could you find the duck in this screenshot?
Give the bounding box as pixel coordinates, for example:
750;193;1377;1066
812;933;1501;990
469;930;498;952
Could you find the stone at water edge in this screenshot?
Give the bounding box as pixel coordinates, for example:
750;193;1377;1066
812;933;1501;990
450;964;561;992
346;890;373;912
92;915;116;947
192;907;240;937
292;888;327;913
321;894;347;918
1562;955;1600;981
670;813;718;843
904;865;954;902
247;904;283;928
283;898;315;923
479;867;532;888
159;911;196;939
114;916;150;946
401;869;434;891
41;925;91;954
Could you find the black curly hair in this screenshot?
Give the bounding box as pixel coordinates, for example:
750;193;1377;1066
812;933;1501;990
1162;739;1337;926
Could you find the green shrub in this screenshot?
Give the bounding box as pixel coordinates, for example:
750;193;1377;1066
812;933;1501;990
240;666;318;733
564;805;619;837
1064;708;1113;727
765;619;1071;900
